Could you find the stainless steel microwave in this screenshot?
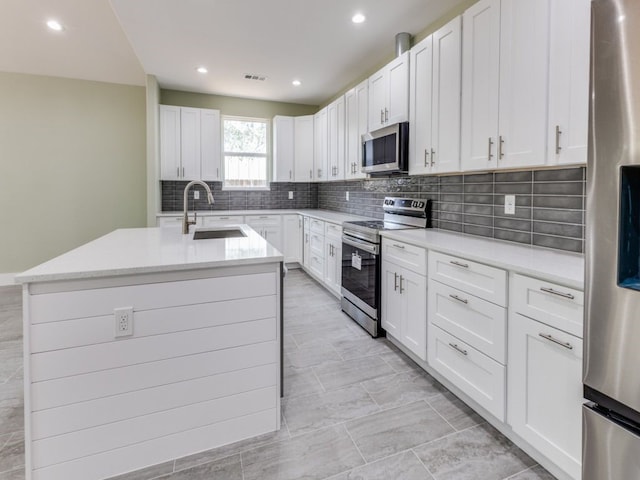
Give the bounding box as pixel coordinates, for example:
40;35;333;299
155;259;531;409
361;122;409;174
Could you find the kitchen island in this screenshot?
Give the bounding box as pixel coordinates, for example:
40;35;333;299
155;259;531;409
15;226;283;480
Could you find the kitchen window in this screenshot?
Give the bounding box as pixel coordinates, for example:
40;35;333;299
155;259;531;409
222;116;270;189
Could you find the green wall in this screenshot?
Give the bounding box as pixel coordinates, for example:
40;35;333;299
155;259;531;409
0;72;147;275
160;90;319;117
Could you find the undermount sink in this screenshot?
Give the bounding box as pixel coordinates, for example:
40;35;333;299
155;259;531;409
192;227;247;240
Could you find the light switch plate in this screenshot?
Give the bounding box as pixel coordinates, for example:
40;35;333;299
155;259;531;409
346;191;350;201
504;195;516;215
193;191;200;200
288;191;293;199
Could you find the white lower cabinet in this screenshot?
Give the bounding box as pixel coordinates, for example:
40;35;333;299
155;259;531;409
308;219;325;280
381;239;427;361
245;215;283;253
282;215;302;264
428;324;506;420
324;222;342;295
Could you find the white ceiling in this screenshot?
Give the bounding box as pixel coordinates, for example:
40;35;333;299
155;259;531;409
2;0;468;105
0;0;146;86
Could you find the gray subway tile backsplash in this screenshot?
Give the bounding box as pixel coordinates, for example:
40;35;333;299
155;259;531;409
161;166;586;254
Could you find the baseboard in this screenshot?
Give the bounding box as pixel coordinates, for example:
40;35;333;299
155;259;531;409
0;273;17;286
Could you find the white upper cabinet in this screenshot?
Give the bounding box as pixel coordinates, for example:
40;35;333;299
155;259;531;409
327;95;346;181
313;107;328;181
409;16;462;175
200;109;221;181
160;105;220;181
461;0;549;171
460;0;501;171
160;105;181;180
272;116;295;182
345;80;368;180
497;0;550;169
368;52;410;132
294;115;314;182
547;0;590;166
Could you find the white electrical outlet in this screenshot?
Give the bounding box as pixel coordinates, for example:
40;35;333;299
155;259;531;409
193;191;200;200
346;191;349;201
504;195;516;215
114;307;134;337
288;191;293;200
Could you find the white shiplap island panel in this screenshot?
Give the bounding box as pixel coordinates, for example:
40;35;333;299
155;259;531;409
15;227;283;480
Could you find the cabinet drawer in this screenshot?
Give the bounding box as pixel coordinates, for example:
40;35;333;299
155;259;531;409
202;215;244;226
309;254;324;279
245;214;281;226
428;251;507;306
382;239;427;276
310;218;325;234
310;233;325;257
325;222;342;239
428;324;505;421
157;216;203;229
429;280;507;364
511;274;584;338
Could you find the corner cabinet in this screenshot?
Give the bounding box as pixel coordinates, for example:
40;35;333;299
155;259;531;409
160;105;221;181
368;52;410;132
327;96;346;181
313;108;328;181
508;274;584;480
461;0;550;171
409;16;462;175
380;239;427;361
547;0;591;166
282;214;303;264
294;115;314;182
344;80;368;180
245;215;283;253
272;116;295;182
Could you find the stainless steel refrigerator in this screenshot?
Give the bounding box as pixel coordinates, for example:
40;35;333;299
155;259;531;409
584;0;640;478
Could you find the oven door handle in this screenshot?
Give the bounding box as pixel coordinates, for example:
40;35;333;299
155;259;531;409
342;235;379;255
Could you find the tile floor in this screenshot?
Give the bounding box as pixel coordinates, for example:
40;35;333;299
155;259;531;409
0;270;556;480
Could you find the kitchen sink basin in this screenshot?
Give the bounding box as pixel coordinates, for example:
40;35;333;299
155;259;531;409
192;228;247;240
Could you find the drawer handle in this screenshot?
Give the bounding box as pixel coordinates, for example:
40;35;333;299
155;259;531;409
449;343;468;356
450;260;469;269
449;294;468;305
540;287;575;300
399;275;404;294
393;244;406;249
539;333;573;350
394;272;399;291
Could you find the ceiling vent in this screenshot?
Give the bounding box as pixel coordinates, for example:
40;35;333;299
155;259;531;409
244;73;267;81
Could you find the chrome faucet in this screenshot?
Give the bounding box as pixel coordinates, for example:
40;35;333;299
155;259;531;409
183;180;214;234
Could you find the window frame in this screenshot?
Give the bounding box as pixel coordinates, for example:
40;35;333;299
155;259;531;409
221;115;271;191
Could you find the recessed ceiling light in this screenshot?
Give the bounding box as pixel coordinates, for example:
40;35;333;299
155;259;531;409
292;80;301;87
196;66;208;74
352;13;366;24
46;19;64;31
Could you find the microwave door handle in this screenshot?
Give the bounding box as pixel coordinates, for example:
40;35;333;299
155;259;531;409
342;235;379;255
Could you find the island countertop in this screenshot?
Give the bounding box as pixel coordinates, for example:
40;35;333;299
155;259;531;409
15;225;284;284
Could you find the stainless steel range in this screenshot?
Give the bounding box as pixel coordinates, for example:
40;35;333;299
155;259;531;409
341;197;431;337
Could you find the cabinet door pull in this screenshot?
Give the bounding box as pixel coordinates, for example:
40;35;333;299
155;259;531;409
424;149;429;167
182;166;185;177
449;343;468;356
539;333;573;350
289;170;292;179
540;287;575;300
430;148;436;167
217;167;219;178
381;109;384;124
399;275;404;294
450;260;469;269
318;168;322;178
177;166;180;178
449;294;468;304
385;108;389;122
394;272;398;291
499;136;505;160
310;169;313;179
393;243;405;250
555;125;562;154
488;138;494;161
219;216;229;220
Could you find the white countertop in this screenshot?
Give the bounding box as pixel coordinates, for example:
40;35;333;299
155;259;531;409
380;229;585;289
16;225;284;284
157;209;371;224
